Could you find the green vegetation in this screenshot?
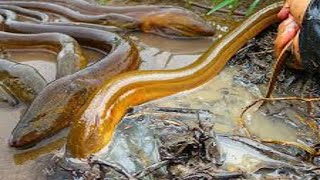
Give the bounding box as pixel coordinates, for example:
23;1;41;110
96;0;260;16
98;0;109;5
207;0;261;15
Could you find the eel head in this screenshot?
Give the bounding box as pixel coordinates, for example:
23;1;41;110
9;77;92;148
140;8;214;38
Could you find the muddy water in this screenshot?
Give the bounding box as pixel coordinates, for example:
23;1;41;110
144;68;299;142
0;50;54;179
0;47;104;179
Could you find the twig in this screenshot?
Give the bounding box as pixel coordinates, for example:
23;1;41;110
226;135;304;163
182;171;243;180
295;115;319;134
89;158;136;180
264;41;293;100
133;160;169;179
248;49;273;55
237;96;320;157
262;139;318;156
238;96;320;138
237;43;254;54
240;97;320;119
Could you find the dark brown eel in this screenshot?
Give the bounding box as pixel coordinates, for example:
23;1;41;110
0;9;87;78
0;9;89;104
24;0;182;14
0;1;215;38
3;19;140;148
0;83;19;106
0;30;83;103
0;5;50;22
0;1;140;29
0;4;124;32
0;4;49;22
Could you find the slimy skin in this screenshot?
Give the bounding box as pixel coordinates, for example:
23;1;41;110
0;83;19;106
0;2;140;29
0;9;86;78
0;4;120;34
18;0;182;14
7;23;140;148
139;8;215;38
0;31;86;79
0;1;215;38
0;8;140;148
66;2;283;158
0;59;46;104
0;5;49;22
46;22;123;33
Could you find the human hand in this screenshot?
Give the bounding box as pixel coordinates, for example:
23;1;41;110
274;0;311;60
278;0;311;25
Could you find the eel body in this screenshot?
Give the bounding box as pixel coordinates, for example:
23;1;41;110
0;31;86;79
0;4;123;32
0;1;140;29
0;9;87;78
0;1;215;38
0;10;86;103
0;83;19;106
0;30;86;104
2;17;140;148
0;5;49;22
65;2;284;158
0;59;46;104
16;0;184;14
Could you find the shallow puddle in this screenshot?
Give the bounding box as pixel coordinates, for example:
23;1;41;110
143;67;299;141
0;46;108;179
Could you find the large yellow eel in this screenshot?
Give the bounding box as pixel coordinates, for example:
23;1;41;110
66;2;284;158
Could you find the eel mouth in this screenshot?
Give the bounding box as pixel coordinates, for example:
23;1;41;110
9;130;39;149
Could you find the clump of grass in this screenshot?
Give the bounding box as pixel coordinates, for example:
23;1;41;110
98;0;109;5
207;0;261;15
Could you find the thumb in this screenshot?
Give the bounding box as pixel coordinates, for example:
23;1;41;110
274;16;299;57
278;1;290;20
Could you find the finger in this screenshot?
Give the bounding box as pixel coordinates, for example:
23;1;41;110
274;18;299;57
278;15;296;33
278;1;290;20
